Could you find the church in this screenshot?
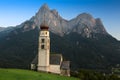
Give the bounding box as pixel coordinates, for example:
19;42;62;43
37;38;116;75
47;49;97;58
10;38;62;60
31;21;70;76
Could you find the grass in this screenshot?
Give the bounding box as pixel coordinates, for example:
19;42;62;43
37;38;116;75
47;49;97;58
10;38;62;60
0;68;79;80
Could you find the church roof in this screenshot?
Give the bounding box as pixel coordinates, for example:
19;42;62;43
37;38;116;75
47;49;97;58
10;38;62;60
61;61;70;70
31;55;38;64
50;54;62;65
31;54;63;65
31;54;70;70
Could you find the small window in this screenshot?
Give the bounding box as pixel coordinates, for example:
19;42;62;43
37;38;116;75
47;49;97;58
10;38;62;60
41;45;44;49
41;39;45;43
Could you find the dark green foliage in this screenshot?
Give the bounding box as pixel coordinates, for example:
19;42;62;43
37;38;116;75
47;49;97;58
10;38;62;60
0;25;120;71
71;69;120;80
0;27;39;69
51;32;120;70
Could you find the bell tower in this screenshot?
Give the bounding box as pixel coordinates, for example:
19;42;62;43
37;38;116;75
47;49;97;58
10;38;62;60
37;20;50;72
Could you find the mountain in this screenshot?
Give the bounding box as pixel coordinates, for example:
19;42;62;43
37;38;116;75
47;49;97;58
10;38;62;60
0;27;15;38
32;4;108;37
31;4;69;36
69;14;108;38
0;4;120;71
0;27;5;32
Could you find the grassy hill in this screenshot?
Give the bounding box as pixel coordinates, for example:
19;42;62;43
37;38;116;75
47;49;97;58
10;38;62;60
0;68;79;80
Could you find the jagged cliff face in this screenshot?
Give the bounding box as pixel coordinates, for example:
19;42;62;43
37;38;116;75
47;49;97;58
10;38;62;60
0;4;108;38
29;4;108;37
0;3;111;40
32;4;69;36
0;4;114;55
69;13;108;38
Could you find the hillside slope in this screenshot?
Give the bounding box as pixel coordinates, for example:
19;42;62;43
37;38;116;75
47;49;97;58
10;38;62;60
0;27;120;70
0;68;79;80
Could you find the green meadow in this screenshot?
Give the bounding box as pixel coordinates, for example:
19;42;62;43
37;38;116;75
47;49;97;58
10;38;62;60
0;68;79;80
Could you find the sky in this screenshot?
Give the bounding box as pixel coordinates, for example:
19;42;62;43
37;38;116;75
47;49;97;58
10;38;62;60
0;0;120;40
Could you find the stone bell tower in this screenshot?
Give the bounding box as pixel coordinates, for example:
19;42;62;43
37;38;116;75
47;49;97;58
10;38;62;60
37;21;50;72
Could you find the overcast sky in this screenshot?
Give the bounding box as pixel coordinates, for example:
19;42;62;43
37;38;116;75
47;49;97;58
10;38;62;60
0;0;120;40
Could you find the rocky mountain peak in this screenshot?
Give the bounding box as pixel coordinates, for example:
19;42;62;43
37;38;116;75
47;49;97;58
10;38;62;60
94;18;108;34
95;18;103;25
51;9;59;17
77;13;93;19
37;4;50;17
69;12;108;38
33;4;68;36
19;4;108;37
77;13;96;26
40;3;49;11
34;4;50;26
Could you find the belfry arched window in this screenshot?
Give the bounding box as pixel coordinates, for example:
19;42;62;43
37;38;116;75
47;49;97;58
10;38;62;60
41;39;45;43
